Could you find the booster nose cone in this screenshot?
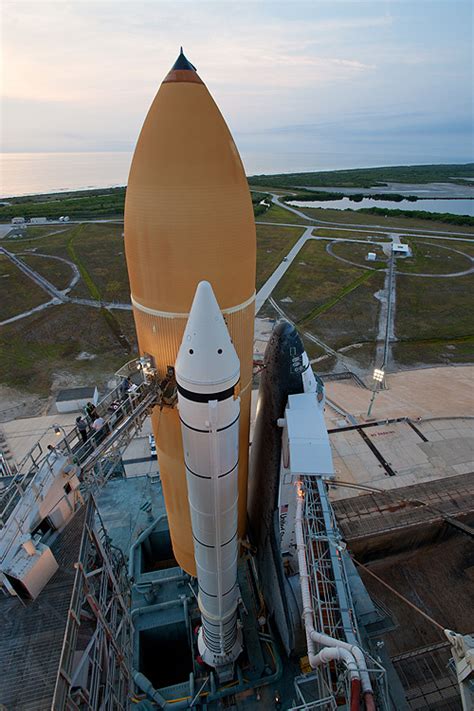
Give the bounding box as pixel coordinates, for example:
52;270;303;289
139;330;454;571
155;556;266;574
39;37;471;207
176;281;240;395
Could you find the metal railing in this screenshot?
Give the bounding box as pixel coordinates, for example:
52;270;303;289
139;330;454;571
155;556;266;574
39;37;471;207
0;366;168;530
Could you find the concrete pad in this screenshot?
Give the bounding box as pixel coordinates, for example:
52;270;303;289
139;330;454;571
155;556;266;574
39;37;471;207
325;365;474;421
1;413;79;465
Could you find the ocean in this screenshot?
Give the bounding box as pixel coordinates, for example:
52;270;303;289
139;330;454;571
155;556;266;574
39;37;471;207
1;151;473;200
0;152;133;199
1;150;352;198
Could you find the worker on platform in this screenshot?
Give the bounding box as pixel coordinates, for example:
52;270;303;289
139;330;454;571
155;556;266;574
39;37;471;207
76;416;88;445
85;401;98;423
92;415;108;445
120;376;132;398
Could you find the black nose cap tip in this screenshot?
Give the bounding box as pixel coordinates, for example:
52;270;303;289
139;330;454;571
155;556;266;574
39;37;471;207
172;48;197;72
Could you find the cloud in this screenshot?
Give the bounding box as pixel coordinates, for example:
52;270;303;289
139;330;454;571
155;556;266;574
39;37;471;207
1;0;471;164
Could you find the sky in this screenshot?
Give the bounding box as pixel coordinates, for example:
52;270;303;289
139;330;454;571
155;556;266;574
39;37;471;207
1;0;473;173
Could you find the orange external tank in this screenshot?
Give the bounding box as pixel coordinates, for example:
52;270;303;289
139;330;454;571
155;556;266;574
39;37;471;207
124;50;256;576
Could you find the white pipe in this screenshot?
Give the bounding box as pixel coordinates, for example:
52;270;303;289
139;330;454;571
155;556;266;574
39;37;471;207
312;646;359;679
295;485;374;697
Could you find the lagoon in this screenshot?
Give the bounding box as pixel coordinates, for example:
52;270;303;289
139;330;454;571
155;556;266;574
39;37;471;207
287;197;474;216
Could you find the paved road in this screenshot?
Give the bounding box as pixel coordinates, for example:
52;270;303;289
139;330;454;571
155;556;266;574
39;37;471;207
0;246;63;300
0;247;131;326
255;226;312;312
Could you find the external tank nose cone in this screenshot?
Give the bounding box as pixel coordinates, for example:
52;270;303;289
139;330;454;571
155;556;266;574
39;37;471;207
164;47;202;84
171;47;197;72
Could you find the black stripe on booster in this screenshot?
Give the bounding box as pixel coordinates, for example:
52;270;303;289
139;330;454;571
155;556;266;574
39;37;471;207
179;413;240;434
177;381;238;403
199;581;238;599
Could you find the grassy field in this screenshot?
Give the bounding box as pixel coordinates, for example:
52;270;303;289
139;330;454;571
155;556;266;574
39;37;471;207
0;255;48;321
255;203;306;225
0;304;137;395
296;206;474;234
329;239;473;275
392;337;474;367
396;273;473;341
6;225;71;240
256;224;304;289
307;272;384;350
396;240;472;275
19;253;74;291
273;240;375;323
5;223;130;302
314;228;390;240
424;238;474;257
5;226;74;260
249;163;474;189
1;214;472;395
330;241;388;267
66;224;130;302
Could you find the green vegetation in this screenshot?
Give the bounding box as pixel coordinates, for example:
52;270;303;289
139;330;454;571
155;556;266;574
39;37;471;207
67;228;102;300
357;206;474;227
297;270;375;325
423;239;474;257
256;224;304;289
296;205;474;234
329;239;473;275
249;163;474;189
256;203;306;225
0;255;48;321
1;210;472;395
0;304;138;395
1;186;271;221
314;228;390;240
19;254;73;291
3;186;125;204
250;190;271;217
0;189;126;221
271;239;384;371
66;224;130;302
7;225;71;240
330;241;387;267
393;336;474;367
306;272;384;352
283;190;418;202
396;240;472;275
396;273;473;342
274;240;374;323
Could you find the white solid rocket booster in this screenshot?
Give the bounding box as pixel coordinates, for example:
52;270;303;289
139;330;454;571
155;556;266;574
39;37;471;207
175;281;242;669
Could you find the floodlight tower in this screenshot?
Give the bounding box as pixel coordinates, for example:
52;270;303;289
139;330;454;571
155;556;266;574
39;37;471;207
367;368;385;418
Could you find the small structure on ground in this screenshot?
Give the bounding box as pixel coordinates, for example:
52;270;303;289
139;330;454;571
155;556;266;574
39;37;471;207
367;252;377;261
392;243;411;256
55;386;99;414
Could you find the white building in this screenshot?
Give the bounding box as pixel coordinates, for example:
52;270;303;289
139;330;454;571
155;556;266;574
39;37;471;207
392;243;411;256
367;252;377;261
30;217;48;224
55;386;99;414
11;217;25;224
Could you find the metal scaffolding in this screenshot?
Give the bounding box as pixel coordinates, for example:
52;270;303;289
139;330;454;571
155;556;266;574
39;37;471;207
300;476;388;707
51;496;132;711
